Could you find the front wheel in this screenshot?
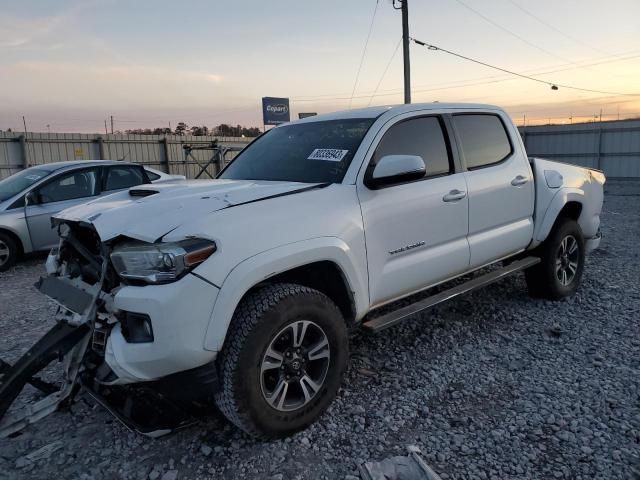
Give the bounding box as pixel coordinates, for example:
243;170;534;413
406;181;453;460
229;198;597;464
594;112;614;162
525;218;585;300
215;283;348;438
0;232;19;272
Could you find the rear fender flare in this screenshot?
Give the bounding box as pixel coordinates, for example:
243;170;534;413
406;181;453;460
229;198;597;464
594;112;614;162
534;187;584;243
203;237;369;352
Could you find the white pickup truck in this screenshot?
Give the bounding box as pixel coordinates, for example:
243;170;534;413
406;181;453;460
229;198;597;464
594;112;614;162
0;103;605;440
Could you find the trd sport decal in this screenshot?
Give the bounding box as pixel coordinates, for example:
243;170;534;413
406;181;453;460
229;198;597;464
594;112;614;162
389;241;426;255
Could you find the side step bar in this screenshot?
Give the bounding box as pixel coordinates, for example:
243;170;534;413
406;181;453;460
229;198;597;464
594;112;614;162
362;256;540;332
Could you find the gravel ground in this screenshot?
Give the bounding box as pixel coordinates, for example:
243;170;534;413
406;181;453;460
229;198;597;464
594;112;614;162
1;179;639;480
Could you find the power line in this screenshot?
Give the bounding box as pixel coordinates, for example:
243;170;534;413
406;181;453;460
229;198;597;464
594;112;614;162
452;0;583;66
411;38;640;97
348;0;380;109
367;37;403;107
505;0;613;57
291;49;640;102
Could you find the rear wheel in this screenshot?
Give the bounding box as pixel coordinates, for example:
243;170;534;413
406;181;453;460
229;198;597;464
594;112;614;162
0;232;19;272
525;218;585;300
215;283;348;438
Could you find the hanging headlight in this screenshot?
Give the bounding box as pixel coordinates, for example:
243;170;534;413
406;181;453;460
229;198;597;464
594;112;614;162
110;238;216;284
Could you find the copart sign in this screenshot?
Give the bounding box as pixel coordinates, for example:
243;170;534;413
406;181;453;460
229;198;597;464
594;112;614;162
262;97;291;125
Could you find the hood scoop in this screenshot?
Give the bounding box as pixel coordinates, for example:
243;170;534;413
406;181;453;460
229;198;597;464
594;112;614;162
129;188;159;197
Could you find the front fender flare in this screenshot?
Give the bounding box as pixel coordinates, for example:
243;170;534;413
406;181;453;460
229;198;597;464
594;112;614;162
202;237;369;352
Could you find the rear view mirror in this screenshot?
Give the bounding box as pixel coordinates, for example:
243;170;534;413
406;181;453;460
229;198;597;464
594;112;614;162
366;155;426;189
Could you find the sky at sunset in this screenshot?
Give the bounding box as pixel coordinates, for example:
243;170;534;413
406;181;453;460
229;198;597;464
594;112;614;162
1;0;639;132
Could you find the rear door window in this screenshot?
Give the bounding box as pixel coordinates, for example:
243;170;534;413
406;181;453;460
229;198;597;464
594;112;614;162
452;114;512;169
104;166;145;191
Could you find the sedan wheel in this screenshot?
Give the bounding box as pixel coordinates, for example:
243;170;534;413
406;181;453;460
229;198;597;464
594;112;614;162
0;233;18;272
0;239;10;267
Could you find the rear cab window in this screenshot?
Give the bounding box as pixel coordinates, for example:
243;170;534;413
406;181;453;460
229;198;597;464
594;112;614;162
452;114;513;169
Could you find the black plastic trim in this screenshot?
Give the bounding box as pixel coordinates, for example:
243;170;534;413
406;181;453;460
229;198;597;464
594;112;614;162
190;272;221;289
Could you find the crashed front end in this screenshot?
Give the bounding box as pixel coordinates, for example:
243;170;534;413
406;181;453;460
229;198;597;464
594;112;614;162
0;219;220;437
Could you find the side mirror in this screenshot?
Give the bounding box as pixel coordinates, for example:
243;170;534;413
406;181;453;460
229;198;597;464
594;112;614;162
366;155;426;189
25;191;39;206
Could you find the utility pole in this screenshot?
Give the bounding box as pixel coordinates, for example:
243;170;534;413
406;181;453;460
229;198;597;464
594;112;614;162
400;0;411;104
110;115;114;134
104;120;108;135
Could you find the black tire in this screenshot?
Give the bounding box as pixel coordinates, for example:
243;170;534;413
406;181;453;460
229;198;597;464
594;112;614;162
525;218;585;300
0;232;19;272
215;283;349;438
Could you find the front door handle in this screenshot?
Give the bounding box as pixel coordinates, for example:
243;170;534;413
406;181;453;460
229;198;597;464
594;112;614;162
443;189;467;202
511;175;528;186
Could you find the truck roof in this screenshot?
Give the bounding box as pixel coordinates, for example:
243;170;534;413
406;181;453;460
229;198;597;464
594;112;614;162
290;102;504;124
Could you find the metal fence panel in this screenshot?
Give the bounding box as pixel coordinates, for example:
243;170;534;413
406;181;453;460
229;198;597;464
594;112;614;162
7;120;638;180
0;133;252;180
520;119;640;177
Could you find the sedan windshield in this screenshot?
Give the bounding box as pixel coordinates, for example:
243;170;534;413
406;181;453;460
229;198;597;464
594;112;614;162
0;168;51;202
220;118;375;183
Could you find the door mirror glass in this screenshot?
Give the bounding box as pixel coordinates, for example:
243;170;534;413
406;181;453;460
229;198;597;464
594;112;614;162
25;190;39;206
367;155;426;188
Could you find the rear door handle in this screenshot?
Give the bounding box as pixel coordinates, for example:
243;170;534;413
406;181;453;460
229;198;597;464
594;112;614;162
511;175;528;186
443;189;467;202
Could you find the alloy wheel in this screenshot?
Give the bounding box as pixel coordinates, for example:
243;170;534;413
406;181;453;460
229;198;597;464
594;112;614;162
260;320;330;412
556;234;580;286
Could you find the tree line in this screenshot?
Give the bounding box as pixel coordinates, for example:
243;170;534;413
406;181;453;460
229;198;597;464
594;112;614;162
124;123;261;137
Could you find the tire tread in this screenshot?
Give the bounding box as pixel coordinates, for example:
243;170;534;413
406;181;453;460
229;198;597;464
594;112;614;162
214;283;342;438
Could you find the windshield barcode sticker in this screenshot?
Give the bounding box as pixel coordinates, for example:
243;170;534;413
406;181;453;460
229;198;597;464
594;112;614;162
308;148;349;162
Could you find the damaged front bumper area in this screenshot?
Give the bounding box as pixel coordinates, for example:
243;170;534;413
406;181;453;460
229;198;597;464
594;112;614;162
0;221;220;438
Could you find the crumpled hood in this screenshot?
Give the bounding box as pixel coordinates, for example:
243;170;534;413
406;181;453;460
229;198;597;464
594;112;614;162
54;179;321;242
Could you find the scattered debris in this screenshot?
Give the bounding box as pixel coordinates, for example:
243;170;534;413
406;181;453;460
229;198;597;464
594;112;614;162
357;368;379;378
548;324;563;337
359;446;442;480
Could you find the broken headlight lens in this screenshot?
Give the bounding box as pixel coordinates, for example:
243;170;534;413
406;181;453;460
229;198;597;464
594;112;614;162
110;238;216;284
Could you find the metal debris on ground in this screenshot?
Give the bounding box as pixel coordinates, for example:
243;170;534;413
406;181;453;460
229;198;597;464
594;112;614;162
359;446;442;480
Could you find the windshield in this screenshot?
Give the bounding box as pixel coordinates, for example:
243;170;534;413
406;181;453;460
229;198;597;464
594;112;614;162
220;118;375;183
0;168;51;202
